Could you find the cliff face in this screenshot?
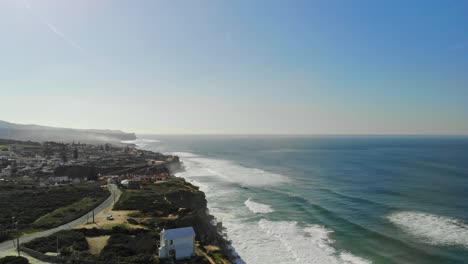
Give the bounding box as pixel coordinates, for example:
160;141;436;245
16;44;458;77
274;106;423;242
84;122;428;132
171;184;233;259
173;204;229;251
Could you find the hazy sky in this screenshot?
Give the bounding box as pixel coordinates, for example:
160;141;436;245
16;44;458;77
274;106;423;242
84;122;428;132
0;0;467;135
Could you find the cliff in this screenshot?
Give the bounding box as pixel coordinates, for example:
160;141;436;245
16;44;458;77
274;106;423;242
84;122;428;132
114;178;234;262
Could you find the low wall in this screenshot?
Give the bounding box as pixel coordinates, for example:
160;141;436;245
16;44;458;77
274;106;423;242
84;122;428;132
19;246;105;264
19;246;65;263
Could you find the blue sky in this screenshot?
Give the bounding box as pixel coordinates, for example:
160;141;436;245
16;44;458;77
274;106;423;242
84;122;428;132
0;0;467;134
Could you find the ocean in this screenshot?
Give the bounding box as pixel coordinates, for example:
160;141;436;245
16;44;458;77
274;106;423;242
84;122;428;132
132;135;468;264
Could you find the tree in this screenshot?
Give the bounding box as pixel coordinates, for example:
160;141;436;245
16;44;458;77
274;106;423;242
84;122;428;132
60;151;68;163
87;165;98;181
0;256;29;264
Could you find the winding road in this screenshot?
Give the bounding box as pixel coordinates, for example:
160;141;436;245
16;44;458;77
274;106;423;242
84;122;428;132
0;184;121;252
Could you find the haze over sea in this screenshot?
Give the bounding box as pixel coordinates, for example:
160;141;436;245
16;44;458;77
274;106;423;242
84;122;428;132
132;135;468;264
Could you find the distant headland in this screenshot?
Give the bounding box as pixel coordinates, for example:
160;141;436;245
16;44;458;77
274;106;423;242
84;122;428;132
0;120;136;144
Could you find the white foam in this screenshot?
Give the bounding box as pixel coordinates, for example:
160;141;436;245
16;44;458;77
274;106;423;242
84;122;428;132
167;150;370;264
173;153;370;264
121;138;161;148
244;198;274;214
339;252;372;264
171;152;200;158
387;211;468;248
121;138;160;143
174;154;289;187
221;218;370;264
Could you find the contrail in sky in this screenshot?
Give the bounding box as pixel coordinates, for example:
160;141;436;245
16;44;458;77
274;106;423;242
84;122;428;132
22;0;86;54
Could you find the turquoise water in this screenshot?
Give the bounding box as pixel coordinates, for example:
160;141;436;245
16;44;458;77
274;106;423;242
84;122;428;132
138;136;468;264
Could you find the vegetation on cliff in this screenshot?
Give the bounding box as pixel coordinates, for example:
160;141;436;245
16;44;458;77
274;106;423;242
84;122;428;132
18;179;232;263
23;228;159;263
99;231;158;264
114;178;204;216
114;178;233;263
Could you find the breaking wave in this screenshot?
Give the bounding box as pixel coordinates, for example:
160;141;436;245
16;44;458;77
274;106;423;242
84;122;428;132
171;152;200;158
121;138;161;148
174;152;289;187
172;151;370;264
244;199;274;214
222;219;371;264
387;211;468;248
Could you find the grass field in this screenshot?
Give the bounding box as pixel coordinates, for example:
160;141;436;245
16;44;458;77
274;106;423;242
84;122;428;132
0;183;109;242
32;196;109;229
23;230;88;254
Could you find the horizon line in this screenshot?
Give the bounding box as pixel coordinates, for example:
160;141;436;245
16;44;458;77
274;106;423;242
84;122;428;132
3;119;468;137
136;133;468;137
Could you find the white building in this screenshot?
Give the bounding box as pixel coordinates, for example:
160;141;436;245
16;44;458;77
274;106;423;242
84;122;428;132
158;227;196;260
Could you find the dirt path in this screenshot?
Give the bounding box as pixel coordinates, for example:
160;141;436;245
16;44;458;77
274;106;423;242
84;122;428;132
86;235;110;256
195;248;217;264
77;209;144;229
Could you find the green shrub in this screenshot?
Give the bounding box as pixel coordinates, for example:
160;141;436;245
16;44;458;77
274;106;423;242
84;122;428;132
123;254;158;264
73;226;149;238
0;256;29;264
22;230;88;254
127;218;138;225
99;232;157;262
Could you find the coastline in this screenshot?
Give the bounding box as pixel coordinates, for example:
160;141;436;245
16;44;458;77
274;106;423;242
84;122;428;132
124;141;238;263
0;138;235;264
133;137;375;264
3;136;467;263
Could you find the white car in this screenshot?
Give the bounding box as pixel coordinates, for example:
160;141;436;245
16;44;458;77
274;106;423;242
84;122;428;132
106;214;114;220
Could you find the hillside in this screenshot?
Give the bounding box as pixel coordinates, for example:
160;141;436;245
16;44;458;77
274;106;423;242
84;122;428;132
0;120;136;143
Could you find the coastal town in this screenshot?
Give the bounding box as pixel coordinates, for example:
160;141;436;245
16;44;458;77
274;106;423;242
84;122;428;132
0;139;178;186
0;139;232;264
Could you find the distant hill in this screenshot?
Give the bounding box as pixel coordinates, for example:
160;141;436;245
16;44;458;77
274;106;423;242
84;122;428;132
0;120;136;143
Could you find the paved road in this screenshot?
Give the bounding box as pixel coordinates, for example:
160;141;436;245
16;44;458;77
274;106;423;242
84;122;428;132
0;184;121;252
